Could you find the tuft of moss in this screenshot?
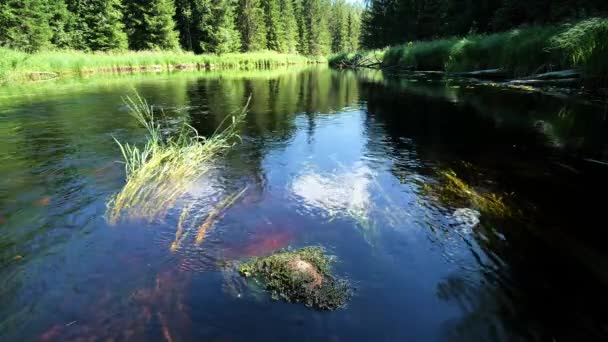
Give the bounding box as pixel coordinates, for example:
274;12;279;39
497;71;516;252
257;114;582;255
239;247;352;310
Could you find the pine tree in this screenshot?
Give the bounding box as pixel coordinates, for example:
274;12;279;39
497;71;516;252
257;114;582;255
66;0;127;51
330;0;349;52
303;0;331;55
346;5;361;52
0;0;54;52
174;0;196;51
416;0;446;39
237;0;267;51
263;0;283;51
201;0;241;53
278;0;298;53
183;0;213;54
46;0;74;49
123;0;179;50
294;0;309;54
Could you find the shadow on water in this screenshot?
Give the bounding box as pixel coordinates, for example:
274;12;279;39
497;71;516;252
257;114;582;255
0;66;607;341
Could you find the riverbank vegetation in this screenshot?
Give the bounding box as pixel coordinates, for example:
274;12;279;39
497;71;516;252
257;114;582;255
0;49;325;83
330;1;608;86
106;93;246;224
331;18;608;84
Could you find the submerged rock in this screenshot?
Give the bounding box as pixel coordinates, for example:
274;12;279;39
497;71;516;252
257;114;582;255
239;247;352;310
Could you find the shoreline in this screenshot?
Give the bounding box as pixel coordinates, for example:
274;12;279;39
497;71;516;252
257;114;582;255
0;50;326;84
329;18;608;89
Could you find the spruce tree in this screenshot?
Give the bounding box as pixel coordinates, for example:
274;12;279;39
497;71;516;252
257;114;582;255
346;6;361;52
174;0;196;51
330;0;349;52
279;0;298;53
263;0;283;51
237;0;267;51
294;0;309;54
46;0;76;49
123;0;179;50
66;0;127;51
201;0;241;53
0;0;54;52
303;0;331;55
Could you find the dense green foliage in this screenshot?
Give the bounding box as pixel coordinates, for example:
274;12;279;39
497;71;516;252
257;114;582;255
0;0;361;55
330;18;608;82
124;0;180;50
361;0;608;49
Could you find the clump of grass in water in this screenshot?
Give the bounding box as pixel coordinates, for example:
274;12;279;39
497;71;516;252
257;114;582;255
106;93;248;224
424;170;512;218
239;247;352;310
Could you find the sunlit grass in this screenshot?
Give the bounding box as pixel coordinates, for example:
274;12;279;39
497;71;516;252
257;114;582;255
330;18;608;82
106;93;248;225
0;48;327;84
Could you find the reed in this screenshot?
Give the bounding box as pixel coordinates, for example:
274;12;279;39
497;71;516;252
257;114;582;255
106;93;248;224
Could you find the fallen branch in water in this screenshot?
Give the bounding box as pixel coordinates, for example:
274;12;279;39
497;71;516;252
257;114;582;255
28;71;60;82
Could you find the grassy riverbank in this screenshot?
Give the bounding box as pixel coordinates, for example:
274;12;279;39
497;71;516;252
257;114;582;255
330;18;608;84
0;49;326;84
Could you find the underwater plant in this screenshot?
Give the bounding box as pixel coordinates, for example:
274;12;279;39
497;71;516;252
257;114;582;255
424;169;512;218
170;186;249;252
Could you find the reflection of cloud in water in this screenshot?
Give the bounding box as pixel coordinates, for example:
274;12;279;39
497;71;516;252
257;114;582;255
291;165;373;222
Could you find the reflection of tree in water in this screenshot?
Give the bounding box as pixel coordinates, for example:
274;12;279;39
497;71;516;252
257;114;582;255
180;67;363;196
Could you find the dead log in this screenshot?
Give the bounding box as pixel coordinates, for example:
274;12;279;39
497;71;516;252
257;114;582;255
521;69;581;80
452;69;508;79
508;78;581;86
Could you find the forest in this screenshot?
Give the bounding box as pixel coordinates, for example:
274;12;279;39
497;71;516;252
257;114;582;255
0;0;361;55
361;0;608;48
1;0;608;84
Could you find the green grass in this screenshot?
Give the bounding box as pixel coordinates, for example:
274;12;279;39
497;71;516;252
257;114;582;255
106;93;247;224
329;18;608;83
0;49;326;84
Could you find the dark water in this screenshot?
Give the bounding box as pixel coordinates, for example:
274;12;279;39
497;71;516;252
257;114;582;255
1;67;608;341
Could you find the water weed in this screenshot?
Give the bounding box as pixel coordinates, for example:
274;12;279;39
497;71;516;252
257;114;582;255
106;93;247;224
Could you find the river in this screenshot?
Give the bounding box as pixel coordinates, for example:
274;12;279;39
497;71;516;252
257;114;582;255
1;66;607;341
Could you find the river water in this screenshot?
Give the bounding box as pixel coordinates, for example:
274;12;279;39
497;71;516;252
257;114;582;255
1;66;607;341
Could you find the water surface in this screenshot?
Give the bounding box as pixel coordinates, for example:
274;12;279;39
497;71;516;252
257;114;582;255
1;67;608;341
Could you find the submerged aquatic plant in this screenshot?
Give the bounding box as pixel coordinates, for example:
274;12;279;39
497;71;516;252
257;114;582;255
424;170;512;218
106;93;248;224
170;186;249;252
239;247;352;310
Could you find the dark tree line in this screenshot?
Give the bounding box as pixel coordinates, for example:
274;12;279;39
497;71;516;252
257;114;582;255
361;0;608;48
0;0;362;54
